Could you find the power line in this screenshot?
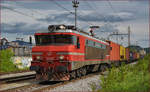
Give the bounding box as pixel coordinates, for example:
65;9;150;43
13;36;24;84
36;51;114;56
106;0;130;45
14;1;44;15
4;1;94;29
82;1;119;39
52;0;92;26
106;0;117;14
77;10;94;26
52;0;73;14
51;0;94;27
85;1;108;22
106;0;125;23
3;6;36;19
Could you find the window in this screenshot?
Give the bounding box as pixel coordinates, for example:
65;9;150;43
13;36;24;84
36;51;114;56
86;40;88;45
101;44;106;49
86;40;94;47
77;37;80;49
95;42;101;48
88;40;94;46
85;39;106;49
35;35;74;45
93;42;95;46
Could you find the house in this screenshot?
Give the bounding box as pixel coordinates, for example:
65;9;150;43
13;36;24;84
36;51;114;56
0;38;10;50
0;38;33;56
10;40;32;56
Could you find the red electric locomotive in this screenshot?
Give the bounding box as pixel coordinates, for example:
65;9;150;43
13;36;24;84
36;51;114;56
30;25;110;81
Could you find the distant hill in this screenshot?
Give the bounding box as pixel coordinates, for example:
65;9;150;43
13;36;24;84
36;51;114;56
127;45;150;54
127;45;143;52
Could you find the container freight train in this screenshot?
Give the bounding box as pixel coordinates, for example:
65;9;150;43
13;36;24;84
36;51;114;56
30;25;140;81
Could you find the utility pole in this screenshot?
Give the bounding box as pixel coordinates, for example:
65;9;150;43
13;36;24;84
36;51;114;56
116;31;119;44
72;0;79;29
108;26;131;46
128;26;130;47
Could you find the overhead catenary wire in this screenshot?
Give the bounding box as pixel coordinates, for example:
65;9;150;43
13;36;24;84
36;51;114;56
106;0;117;14
3;1;93;28
82;1;117;39
4;0;125;32
77;8;95;26
52;0;73;14
51;0;94;27
83;0;117;39
106;0;126;23
2;6;36;19
52;0;94;26
13;1;44;16
85;1;109;23
77;10;94;26
106;0;130;45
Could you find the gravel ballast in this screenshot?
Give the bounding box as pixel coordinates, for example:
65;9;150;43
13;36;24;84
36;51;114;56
44;74;102;92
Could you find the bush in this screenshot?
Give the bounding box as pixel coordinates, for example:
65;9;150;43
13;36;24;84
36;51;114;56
91;54;150;92
0;49;19;72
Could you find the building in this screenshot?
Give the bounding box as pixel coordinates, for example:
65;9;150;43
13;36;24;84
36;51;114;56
10;39;32;56
0;38;32;56
0;38;10;50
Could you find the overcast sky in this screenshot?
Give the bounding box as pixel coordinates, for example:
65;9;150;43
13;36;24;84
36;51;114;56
1;0;149;48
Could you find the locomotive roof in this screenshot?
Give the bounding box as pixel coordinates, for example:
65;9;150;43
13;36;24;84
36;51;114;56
36;29;109;45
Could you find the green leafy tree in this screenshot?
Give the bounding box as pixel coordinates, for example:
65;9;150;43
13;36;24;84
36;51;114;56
0;49;18;72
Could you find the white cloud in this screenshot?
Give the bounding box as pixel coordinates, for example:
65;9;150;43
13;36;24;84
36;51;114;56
1;1;149;48
110;12;135;20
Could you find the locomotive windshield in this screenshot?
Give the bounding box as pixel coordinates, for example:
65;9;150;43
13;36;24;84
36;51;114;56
35;35;75;45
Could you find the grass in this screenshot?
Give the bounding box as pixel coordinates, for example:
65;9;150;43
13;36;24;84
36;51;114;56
91;54;150;92
0;49;29;73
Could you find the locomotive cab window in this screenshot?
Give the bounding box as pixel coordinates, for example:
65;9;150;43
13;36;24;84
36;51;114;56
35;35;75;45
76;37;80;49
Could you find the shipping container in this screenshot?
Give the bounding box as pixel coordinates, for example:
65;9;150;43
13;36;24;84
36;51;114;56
125;48;129;61
136;53;140;59
133;52;137;60
129;51;134;60
120;45;126;61
107;41;120;62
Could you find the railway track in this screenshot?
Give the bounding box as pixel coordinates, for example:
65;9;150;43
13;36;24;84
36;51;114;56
0;61;137;92
1;71;107;92
0;71;36;83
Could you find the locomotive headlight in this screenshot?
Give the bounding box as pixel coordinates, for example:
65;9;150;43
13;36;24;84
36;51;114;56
59;25;66;29
59;55;64;60
36;56;41;60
